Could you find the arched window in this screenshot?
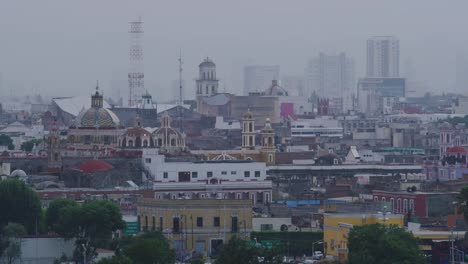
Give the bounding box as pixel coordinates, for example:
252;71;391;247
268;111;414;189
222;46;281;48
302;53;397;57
135;137;142;148
382;197;386;202
390;198;395;212
128;140;134;147
268;154;273;163
403;199;408;213
397;198;401;213
171;138;176;146
249;123;253;132
409;199;414;213
158;138;163;146
143;140;148;147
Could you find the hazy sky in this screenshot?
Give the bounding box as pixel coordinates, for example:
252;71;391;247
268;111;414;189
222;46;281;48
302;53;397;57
1;0;467;101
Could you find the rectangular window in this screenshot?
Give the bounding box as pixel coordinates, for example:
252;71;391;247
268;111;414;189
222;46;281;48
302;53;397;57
231;216;238;233
192;172;198;178
260;224;273;231
197;217;203;227
173;217;180;233
144;216;148;231
163;172;168;179
178;171;191;182
255;171;260;177
221;171;227;175
145;158;151;163
230;171;237;175
214;217;220;227
207;171;213;178
159;216;163;231
244;171;250;177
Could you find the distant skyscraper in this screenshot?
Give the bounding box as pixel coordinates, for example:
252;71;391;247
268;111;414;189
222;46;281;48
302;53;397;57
304;52;355;99
243;65;280;95
281;75;305;96
455;53;468;94
366;36;399;78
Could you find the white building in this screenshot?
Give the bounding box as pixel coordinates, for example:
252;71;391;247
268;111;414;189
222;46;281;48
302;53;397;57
244;65;280;95
196;58;219;98
291;118;343;138
142;149;272;205
367;36;400;78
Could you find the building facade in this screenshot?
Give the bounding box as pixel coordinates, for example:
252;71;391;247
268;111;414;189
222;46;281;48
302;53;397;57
137;199;252;257
366;36;399;78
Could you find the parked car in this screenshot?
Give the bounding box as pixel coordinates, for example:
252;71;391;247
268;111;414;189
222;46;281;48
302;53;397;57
312;251;323;260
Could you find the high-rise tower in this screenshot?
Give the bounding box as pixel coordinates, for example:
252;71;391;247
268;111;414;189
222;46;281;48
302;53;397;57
128;17;144;107
366;36;399;78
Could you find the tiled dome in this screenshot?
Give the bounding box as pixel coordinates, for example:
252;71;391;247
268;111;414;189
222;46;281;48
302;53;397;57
77;107;120;128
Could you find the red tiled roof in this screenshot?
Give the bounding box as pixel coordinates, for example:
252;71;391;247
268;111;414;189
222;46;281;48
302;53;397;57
73;160;114;173
447;146;467;153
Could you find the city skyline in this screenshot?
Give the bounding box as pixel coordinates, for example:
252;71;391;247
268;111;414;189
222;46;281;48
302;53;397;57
0;1;468;101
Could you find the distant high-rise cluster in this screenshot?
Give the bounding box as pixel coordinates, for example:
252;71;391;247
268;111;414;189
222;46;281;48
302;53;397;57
243;65;280;95
366;36;399;78
128;17;144;107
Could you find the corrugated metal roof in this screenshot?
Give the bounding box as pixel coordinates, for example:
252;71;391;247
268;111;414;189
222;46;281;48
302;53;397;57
53;96;111;117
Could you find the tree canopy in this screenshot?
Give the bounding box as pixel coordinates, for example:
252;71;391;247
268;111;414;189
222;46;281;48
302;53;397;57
0;134;14;150
96;255;133;264
125;232;175;264
457;186;468;221
215;236;282;264
0;179;42;234
347;224;425;264
48;199;126;262
20;139;42;152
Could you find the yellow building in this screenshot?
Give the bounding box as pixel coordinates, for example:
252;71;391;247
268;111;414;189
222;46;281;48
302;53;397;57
137;198;252;257
323;213;404;261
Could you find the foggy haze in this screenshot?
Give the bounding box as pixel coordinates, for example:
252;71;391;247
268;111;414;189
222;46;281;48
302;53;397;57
0;0;467;101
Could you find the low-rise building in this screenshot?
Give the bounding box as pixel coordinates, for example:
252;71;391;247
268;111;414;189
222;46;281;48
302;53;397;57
323;213;404;261
137;198;252;257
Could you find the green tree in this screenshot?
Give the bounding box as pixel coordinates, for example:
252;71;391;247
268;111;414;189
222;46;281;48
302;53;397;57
2;223;27;264
45;198;78;232
347;224;424;264
51;200;126;263
126;232;175;264
96;255;133;264
215;236;282;264
0;134;14;150
0;179;42;234
20;139;42;152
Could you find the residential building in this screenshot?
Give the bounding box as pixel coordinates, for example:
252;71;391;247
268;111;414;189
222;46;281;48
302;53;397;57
243;65;280;95
371;190;457;218
137;199;252;257
357;77;405;114
366;36;399;78
143;149;272;206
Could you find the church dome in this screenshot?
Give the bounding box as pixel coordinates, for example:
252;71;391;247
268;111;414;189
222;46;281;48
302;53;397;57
199;57;215;67
124;127;151;137
77;107;120;128
75;84;120;128
262;80;289;96
10;169;27;178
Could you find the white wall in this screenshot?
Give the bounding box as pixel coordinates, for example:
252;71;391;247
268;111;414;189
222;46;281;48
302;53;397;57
143;149;268;182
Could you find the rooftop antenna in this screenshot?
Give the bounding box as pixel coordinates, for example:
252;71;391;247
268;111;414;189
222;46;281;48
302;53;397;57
178;49;184;133
128;17;144;107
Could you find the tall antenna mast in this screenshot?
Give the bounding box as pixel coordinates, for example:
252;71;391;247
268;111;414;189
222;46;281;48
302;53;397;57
178;50;184;133
128;17;144;107
178;49;183;105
